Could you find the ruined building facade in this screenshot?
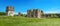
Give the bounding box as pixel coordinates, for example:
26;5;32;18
6;6;14;16
5;6;60;17
27;9;43;18
27;9;60;18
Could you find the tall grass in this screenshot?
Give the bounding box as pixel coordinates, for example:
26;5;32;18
0;16;60;26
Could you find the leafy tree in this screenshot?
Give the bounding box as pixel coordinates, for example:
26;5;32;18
0;12;6;15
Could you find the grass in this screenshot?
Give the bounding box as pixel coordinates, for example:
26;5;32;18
0;16;60;26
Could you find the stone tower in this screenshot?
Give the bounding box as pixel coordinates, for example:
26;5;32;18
18;12;21;16
6;6;14;16
27;9;43;18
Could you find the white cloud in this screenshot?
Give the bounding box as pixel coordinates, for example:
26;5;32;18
44;11;60;14
21;12;27;14
14;12;18;15
14;12;27;15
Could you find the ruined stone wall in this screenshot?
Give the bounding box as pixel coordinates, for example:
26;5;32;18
27;9;43;18
6;6;14;16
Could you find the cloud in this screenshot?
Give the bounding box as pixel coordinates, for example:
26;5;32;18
14;12;18;15
45;10;60;14
21;12;27;14
14;12;27;15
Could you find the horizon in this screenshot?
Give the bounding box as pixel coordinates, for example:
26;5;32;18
0;0;60;14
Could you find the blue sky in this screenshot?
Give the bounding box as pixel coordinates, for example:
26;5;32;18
0;0;60;14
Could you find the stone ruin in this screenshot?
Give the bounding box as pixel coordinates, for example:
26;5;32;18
27;9;43;18
6;6;14;16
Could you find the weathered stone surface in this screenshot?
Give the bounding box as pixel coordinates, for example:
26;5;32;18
6;6;14;16
27;9;43;18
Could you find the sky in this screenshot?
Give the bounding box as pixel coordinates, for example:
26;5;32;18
0;0;60;14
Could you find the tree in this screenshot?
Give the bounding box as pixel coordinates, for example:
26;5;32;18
0;12;6;15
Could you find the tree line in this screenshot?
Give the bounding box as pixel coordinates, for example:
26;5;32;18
0;12;6;15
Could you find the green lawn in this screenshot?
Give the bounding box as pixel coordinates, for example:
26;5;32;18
0;16;60;26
